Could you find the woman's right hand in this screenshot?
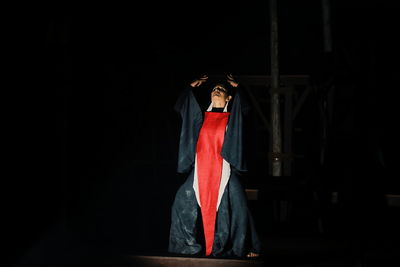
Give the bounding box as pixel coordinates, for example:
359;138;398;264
226;74;239;87
190;75;208;87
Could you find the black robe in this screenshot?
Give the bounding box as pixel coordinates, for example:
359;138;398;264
168;84;261;257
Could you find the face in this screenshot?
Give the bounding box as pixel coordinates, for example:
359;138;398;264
211;84;231;102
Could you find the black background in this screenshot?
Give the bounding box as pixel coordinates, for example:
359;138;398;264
6;1;399;266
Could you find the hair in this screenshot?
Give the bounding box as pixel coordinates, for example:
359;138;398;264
207;77;233;96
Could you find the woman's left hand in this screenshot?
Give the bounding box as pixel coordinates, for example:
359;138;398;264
227;74;239;87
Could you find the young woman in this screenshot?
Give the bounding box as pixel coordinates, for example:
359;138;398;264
168;74;261;258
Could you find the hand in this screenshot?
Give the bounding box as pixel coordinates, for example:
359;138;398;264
190;75;208;87
226;74;238;87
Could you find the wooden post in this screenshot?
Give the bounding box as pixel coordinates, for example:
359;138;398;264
270;0;282;177
283;86;293;176
321;0;332;52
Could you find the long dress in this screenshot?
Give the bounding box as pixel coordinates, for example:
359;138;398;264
168;84;261;257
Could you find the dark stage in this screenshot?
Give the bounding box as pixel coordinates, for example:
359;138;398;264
6;1;399;266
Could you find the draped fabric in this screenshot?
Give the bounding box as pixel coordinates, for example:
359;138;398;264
174;85;250;174
169;84;261;257
196;111;230;256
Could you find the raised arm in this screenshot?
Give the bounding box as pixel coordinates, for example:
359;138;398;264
226;74;251;115
190;75;208;88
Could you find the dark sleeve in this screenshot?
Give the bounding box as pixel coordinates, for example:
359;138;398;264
174;85;191;115
233;85;251;116
220;85;249;172
173;85;203;173
191;86;211;112
174;85;209;114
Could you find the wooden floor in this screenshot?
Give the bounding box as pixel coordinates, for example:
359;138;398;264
125;255;265;267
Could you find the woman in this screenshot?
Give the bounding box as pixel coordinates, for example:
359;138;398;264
168;74;261;258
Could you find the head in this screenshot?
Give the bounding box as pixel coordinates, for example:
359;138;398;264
211;82;232;107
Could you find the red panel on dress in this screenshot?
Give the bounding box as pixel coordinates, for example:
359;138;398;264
196;111;230;256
